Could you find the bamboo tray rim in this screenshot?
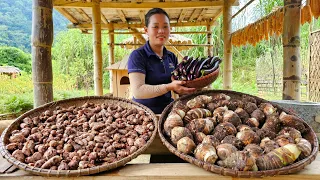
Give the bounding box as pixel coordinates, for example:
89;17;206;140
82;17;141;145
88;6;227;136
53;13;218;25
0;96;158;177
158;89;319;178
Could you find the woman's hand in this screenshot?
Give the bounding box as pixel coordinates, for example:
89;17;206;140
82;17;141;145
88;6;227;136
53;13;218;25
166;80;197;95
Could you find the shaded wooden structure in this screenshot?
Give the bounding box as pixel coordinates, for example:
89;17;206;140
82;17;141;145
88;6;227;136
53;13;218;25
120;34;194;59
32;0;308;106
0;66;21;78
31;0;238;106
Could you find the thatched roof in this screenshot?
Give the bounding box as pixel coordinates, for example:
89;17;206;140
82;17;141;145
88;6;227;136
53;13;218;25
0;66;21;74
54;0;239;31
121;34;193;51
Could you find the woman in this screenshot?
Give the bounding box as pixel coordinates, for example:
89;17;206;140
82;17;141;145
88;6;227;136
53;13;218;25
128;8;196;114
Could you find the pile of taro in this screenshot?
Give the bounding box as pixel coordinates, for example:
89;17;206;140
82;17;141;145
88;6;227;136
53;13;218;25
5;102;155;170
163;93;312;171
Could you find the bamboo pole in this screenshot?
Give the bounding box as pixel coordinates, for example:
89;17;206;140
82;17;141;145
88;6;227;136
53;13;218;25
32;0;53;107
282;0;302;100
223;0;232;90
92;0;103;96
109;24;115;95
207;25;213;57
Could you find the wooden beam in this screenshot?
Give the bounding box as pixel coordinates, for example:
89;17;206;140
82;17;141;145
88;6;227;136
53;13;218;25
68;21;213;30
207;25;213;57
211;9;223;22
76;8;91;22
189;9;198;21
117;10;127;23
166;41;184;60
223;0;232;90
232;0;255;19
32;0;53;107
55;7;78;23
282;0;302;100
54;1;227;9
197;8;208;21
130;28;146;44
101;13;109;24
92;0;103;96
178;9;187;22
109;24;115;95
139;10;145;25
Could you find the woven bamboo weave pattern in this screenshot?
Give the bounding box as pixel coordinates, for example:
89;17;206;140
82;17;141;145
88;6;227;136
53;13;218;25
309;30;320;102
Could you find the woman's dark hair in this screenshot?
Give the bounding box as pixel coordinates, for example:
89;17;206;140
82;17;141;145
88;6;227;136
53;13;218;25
145;8;170;27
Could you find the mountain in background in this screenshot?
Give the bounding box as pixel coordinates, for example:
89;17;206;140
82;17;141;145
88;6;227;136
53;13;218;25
0;0;69;53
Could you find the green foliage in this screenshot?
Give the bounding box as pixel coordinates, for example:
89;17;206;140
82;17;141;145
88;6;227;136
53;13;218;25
0;46;31;72
0;73;33;113
52;29;131;90
0;0;68;52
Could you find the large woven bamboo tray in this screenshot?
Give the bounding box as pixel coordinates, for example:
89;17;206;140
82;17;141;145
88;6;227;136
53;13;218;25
0;96;158;177
158;90;319;178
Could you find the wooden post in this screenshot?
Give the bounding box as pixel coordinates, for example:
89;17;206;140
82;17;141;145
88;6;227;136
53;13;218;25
92;0;103;95
32;0;53;107
207;25;213;57
223;0;232;90
282;0;302;100
109;24;115;95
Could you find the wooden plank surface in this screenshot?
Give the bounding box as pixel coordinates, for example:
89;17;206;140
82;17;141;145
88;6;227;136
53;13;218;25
1;152;320;179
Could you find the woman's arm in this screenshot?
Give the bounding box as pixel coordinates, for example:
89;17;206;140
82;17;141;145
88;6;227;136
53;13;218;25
129;72;196;99
129;72;169;99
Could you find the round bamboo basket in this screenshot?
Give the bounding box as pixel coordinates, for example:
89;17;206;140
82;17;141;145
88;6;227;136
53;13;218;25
183;68;220;89
158;90;319;177
0;96;158;176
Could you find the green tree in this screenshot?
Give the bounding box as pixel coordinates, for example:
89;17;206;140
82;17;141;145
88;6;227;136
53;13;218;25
0;46;31;72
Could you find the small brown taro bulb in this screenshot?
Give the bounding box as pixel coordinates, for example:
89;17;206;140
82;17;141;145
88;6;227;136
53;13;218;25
242;95;257;104
237;124;252;132
186;118;214;135
214;122;237;137
275;134;294;147
295;138;312;159
194;143;218;164
186;118;205;135
202;135;221;147
164;113;183;136
244;117;259;128
170;127;193;145
194;132;206;145
278;127;302;140
213;106;228;123
279;112;306;133
243;144;263;159
260;137;279;153
221;135;244;150
236;130;256;145
259;103;276;116
218;151;256;171
176;137;196;154
244;102;258;114
12;150;25;163
216;143;237;160
256;128;276;140
251;109;265;124
234;108;249;122
222;110;241;127
186;95;212;109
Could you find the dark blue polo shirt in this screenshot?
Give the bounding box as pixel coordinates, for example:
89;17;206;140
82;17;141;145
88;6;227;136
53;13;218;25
128;41;178;114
